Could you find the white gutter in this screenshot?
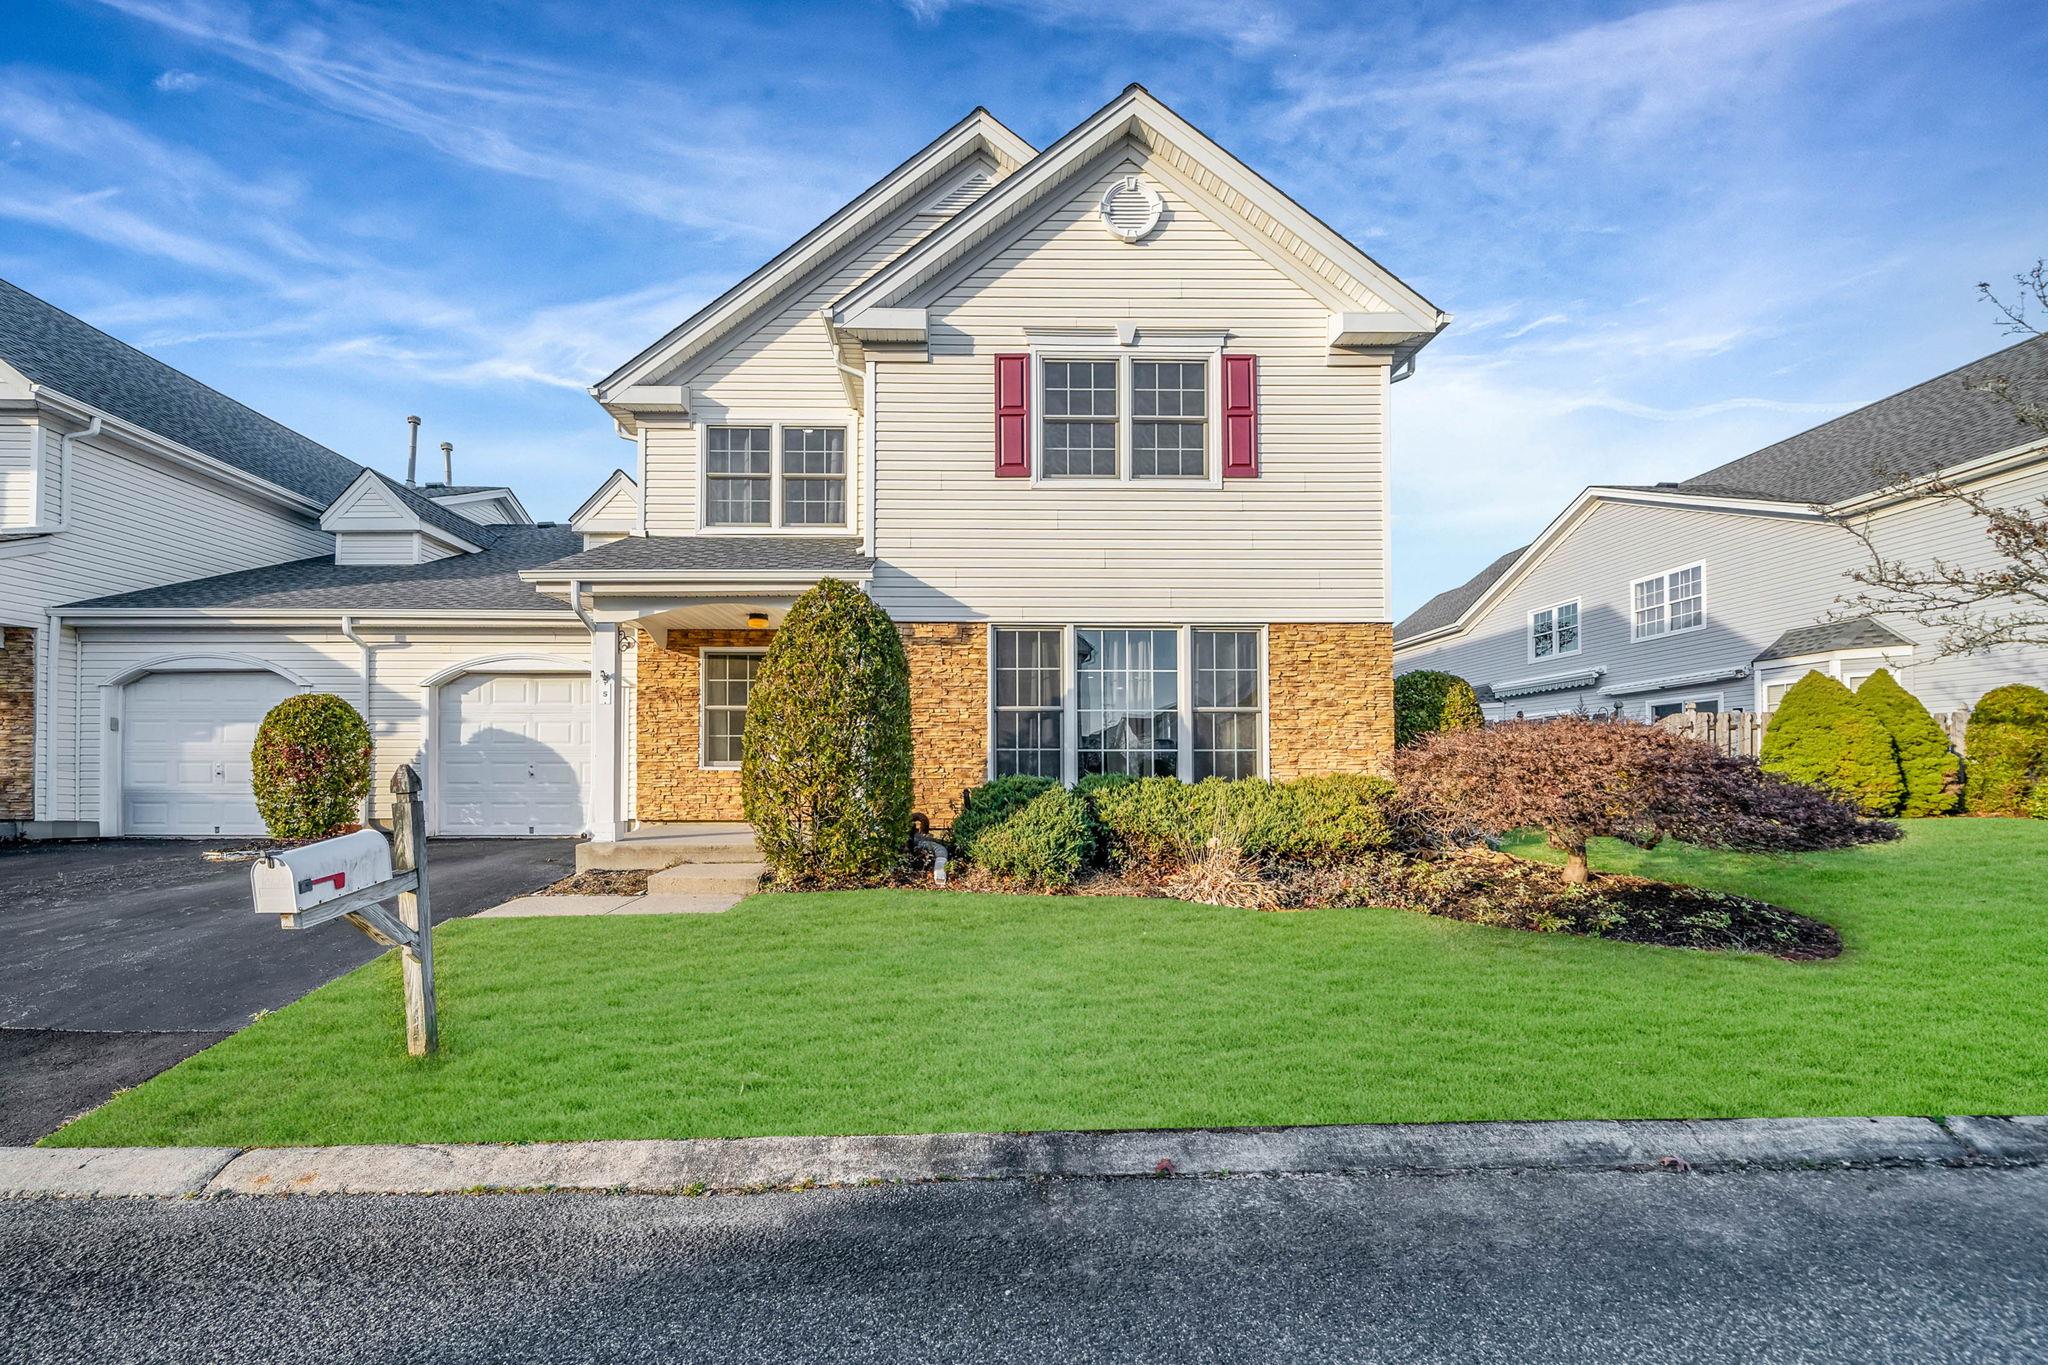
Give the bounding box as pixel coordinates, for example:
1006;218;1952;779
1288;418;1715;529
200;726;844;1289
32;388;324;516
47;415;102;533
567;579;598;632
340;614;374;823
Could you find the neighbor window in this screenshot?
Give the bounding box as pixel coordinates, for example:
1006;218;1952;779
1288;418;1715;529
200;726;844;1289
701;652;761;768
1530;600;1580;660
990;625;1264;781
1042;360;1119;478
992;627;1064;778
1192;628;1260;780
1132;360;1207;478
704;424;849;529
705;427;772;526
1650;697;1720;720
1632;564;1704;640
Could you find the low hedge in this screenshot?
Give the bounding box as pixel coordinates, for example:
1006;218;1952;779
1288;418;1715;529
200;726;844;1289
1964;684;2048;815
953;770;1399;879
970;787;1096;888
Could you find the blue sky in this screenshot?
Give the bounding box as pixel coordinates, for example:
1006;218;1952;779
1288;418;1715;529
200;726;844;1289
4;0;2045;614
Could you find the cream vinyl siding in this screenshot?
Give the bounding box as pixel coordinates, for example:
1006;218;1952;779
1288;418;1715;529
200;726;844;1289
869;158;1390;623
1396;465;2048;717
68;624;589;828
333;531;456;566
0;417;34;527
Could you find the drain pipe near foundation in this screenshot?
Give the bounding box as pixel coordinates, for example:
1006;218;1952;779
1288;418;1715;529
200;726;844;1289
341;615;373;825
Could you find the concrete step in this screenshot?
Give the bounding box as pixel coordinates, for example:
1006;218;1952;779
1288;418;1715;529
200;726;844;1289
575;823;760;872
647;861;769;895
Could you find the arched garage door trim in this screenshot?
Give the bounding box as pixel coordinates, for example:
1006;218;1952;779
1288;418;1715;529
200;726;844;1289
97;654;313;836
421;654;589;837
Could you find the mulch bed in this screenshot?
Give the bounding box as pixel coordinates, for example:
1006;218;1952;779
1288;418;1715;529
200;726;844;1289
539;868;652;896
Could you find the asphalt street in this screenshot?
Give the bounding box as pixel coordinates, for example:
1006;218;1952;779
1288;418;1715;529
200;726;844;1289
5;1163;2044;1363
0;836;573;1141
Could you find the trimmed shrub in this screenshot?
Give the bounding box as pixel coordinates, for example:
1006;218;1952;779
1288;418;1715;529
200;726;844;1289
1760;671;1903;815
948;775;1055;860
1394;670;1484;747
1091;772;1401;870
1268;772;1399;860
1964;684;2048;814
1855;670;1960;816
2029;785;2048;820
1088;776;1210;870
971;787;1095;889
251;694;372;840
741;578;913;884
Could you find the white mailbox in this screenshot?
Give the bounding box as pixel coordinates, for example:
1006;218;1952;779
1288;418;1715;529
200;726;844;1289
251;829;396;920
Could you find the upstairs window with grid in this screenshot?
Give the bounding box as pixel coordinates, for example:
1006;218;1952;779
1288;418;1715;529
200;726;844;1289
705;427;771;526
1632;565;1704;640
1042;360;1118;478
782;427;846;526
1531;600;1579;659
1133;360;1206;478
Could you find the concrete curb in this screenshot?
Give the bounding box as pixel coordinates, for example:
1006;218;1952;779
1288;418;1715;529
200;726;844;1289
5;1116;2042;1199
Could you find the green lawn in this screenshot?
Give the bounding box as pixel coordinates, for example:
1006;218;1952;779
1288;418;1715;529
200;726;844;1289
47;819;2048;1147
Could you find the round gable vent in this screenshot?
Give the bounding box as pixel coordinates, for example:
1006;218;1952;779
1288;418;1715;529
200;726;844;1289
1098;175;1163;243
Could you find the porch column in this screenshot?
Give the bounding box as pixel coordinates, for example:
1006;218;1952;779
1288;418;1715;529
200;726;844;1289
588;623;624;843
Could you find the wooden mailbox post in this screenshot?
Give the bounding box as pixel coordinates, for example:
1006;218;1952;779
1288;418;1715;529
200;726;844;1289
250;763;437;1056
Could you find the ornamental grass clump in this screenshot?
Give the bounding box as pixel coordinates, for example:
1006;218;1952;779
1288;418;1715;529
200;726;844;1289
1393;670;1484;747
1964;683;2048;814
1855;669;1960;816
1397;714;1895;886
1759;671;1904;815
250;693;372;840
741;578;913;884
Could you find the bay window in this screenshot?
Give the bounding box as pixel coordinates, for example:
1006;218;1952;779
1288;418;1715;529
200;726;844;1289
702;423;849;529
990;625;1264;782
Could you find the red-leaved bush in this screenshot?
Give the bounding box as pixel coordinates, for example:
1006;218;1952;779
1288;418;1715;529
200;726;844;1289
1395;715;1898;883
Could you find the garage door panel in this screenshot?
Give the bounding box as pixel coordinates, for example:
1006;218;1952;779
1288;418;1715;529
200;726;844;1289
436;672;589;836
123;670;297;837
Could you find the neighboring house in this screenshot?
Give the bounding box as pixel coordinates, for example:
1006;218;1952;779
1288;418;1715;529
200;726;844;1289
0;277;599;838
1394;337;2048;721
526;85;1448;840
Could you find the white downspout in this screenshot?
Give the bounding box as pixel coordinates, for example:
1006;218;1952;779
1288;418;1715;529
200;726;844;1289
39;609;59;828
341;615;373;824
39;414;102;534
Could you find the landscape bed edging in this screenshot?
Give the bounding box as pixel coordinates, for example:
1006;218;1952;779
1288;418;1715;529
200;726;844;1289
4;1114;2045;1200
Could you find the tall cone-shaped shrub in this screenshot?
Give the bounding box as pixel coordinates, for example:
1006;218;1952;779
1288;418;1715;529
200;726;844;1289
1760;671;1903;815
1394;670;1484;747
741;578;912;883
1963;683;2048;814
1855;669;1959;816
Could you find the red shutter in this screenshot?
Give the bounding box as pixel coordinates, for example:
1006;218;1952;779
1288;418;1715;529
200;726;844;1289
1222;353;1258;478
994;353;1030;478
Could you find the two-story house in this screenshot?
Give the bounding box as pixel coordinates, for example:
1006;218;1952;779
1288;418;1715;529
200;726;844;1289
522;86;1447;840
1393;336;2048;720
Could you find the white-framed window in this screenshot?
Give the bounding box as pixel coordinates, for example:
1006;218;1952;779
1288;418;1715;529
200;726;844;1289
699;649;764;769
1529;599;1580;661
1649;695;1721;721
701;423;850;530
1036;352;1217;483
989;625;1264;783
1631;563;1704;640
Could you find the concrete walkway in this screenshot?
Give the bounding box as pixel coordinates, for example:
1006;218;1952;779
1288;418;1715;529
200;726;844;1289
476;892;741;918
4;1114;2043;1199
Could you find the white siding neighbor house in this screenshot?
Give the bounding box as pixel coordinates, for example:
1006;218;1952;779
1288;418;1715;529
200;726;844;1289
0;278;600;838
1394;337;2048;720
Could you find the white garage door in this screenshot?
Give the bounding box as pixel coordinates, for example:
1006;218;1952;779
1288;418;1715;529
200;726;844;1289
436;673;590;836
123;671;298;837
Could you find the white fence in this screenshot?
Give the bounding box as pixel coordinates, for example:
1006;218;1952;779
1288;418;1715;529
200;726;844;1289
1650;703;1971;758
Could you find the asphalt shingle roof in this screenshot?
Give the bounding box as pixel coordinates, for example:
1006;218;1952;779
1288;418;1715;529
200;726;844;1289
532;535;874;576
1754;618;1912;662
1394;545;1527;643
62;526;581;613
1679;334;2048;504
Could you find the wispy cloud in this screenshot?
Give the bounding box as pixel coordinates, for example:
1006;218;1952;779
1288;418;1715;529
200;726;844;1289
152;68;204;92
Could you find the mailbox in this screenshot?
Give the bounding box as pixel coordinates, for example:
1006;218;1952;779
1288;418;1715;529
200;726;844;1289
251;829;395;918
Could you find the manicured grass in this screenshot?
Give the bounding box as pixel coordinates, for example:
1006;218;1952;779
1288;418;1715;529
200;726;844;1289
47;819;2048;1147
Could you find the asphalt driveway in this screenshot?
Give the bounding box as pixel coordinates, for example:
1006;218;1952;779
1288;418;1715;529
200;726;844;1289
0;837;574;1142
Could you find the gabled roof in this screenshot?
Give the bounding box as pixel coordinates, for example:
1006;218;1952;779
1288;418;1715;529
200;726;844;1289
1396;335;2048;650
1754;618;1913;662
320;468;493;551
593;108;1035;404
1679;334;2048;504
421;483;535;526
61;526;582;614
0;275;365;508
568;469;639;528
833;85;1446;350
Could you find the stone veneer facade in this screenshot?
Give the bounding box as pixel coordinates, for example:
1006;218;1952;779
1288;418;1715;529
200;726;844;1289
632;619;1393;829
0;627;35;821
